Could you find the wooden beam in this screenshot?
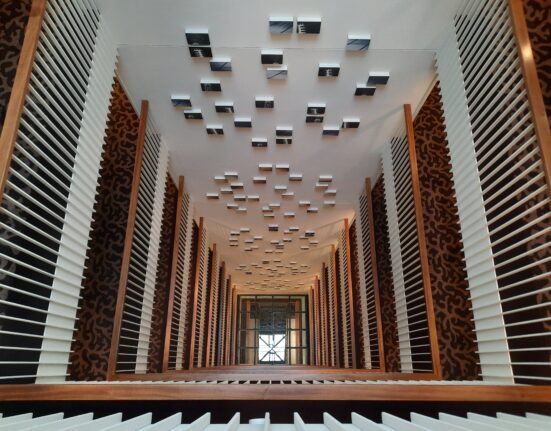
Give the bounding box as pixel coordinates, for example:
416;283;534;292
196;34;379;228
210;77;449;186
0;0;47;204
365;178;386;371
509;0;551;205
205;244;217;367
107;100;149;378
188;217;205;369
2;384;550;402
404;104;442;378
308;288;315;365
224;276;232;365
322;263;330;366
343;218;357;368
330;245;341;368
161;176;185;372
231;287;237;364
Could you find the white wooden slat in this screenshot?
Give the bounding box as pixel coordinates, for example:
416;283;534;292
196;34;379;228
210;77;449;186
438;413;501;431
0;414;64;431
0;413;33;425
409;413;469;431
58;413;123;431
140;413;182;431
294;413;308;431
226;413;241;431
184;413;211;431
525;413;551;423
466;413;534;431
21;413;93;431
101;413;152;431
381;413;428;431
351;413;390;431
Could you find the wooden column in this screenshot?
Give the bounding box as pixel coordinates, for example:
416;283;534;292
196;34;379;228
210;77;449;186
216;262;226;366
322;263;330;367
343;218;357;368
314;277;322;366
161;176;185;372
0;0;47;204
404;104;442;378
107;100;149;378
231;287;238;365
509;0;551;202
308;287;315;365
188;217;205;369
205;244;218;367
365;178;386;371
224;276;232;365
330;245;341;368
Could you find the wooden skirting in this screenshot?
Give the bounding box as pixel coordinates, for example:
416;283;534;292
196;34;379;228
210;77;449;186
0;384;549;402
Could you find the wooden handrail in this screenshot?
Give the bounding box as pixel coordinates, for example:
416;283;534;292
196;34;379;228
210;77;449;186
404;104;442;378
107;100;149;378
162;176;185;372
205;244;217;367
365;177;386;371
509;0;551;205
188;217;205;369
343;218;357;368
1;383;549;402
0;0;47;204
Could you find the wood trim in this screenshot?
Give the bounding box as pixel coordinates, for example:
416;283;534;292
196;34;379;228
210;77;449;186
365;178;386;371
217;262;226;366
161;176;185;372
205;244;217;367
2;384;550;402
107;100;149;378
509;0;551;204
231;287;237;364
404;104;442;378
322;264;330;367
330;245;341;368
188;217;205;369
343;218;357;368
308;288;315;365
314;277;321;366
224;276;232;365
0;0;48;204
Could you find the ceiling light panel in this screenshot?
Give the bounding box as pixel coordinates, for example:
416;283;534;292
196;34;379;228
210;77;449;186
206;124;223;134
355;84;376;96
189;46;212;58
261;49;283;65
234;117;252;127
269;16;293;33
215;101;234;113
296;17;321;34
318;63;340;77
185;29;210;46
276;126;293;137
368;71;390;85
253;176;267;183
341;118;360;128
252;138;268;148
171;95;191;108
209;58;232;72
346;34;371;51
322;126;340;136
200;79;221;92
184;109;202;120
266;66;288;80
255;96;274;108
206;192;219;199
307;103;326;115
258;163;273;171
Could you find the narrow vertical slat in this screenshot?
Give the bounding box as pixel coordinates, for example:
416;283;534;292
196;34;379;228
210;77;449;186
0;0;47;203
404;104;442;378
188;217;204;369
107;100;148;378
344;218;357;368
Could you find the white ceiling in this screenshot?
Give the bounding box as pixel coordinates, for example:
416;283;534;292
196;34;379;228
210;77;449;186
96;0;463;292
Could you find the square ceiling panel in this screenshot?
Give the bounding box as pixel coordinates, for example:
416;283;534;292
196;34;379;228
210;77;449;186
266;66;288;80
215;101;234;113
210;58;232;72
318;63;340;77
346;34;371;51
185;30;210;45
269;16;293;34
261;49;283;65
296;17;321;34
184;109;202;119
189;46;212;58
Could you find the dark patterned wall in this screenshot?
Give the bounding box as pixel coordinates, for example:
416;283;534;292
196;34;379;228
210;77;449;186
523;0;551;125
69;79;140;380
147;175;178;373
0;0;31;135
414;83;480;380
371;178;401;372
